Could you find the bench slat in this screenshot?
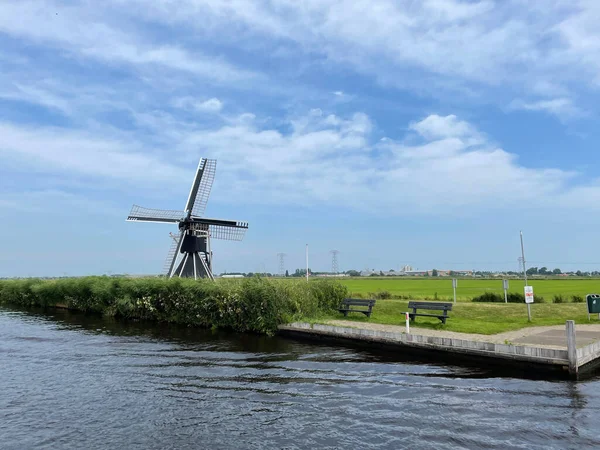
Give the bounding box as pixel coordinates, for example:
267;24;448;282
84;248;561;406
408;302;452;310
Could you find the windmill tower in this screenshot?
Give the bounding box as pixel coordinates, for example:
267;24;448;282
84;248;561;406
126;158;248;280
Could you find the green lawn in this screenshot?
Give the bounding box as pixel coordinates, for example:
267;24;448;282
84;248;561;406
320;299;597;335
338;277;600;301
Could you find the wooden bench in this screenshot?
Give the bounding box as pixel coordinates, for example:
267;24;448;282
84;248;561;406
408;301;452;324
338;298;376;318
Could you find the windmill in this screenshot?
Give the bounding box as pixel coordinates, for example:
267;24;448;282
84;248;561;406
126;158;248;280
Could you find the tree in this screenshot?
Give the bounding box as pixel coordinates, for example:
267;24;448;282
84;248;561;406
539;267;548;275
346;270;360;277
576;270;583;277
285;269;289;277
432;269;439;277
552;268;561;275
526;267;538;276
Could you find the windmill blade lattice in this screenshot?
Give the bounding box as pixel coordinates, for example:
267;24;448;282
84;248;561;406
185;158;216;217
127;205;184;223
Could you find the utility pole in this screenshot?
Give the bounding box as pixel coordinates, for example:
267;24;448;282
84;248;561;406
520;230;532;321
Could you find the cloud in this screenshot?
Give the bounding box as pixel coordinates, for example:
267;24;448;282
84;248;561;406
0;1;260;84
409;114;482;142
164;110;598;214
0;122;188;187
109;0;600;115
508;97;583;119
173;97;224;113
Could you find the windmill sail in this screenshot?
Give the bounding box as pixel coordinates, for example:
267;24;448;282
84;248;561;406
127;205;184;223
184;158;216;217
163;232;183;276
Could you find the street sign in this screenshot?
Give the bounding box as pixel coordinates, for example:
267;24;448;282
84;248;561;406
503;279;509;290
524;286;534;304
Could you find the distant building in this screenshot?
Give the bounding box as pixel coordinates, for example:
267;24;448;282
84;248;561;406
315;273;349;278
403;270;428;276
220;274;244;278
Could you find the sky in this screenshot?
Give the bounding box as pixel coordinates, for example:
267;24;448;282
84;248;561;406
1;0;600;277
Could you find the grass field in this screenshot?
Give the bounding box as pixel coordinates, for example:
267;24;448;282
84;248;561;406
337;277;600;301
319;300;597;335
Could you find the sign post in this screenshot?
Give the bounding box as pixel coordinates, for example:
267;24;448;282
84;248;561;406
524;285;534;321
405;311;410;334
452;278;458;304
503;279;509;303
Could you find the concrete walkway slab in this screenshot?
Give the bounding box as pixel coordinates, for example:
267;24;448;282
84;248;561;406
513;329;600;348
325;320;600;349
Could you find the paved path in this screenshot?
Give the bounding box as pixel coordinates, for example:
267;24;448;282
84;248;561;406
325;320;600;349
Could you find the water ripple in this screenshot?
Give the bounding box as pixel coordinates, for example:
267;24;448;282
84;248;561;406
1;307;599;449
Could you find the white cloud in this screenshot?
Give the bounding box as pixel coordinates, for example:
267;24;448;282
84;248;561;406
3;107;600;231
106;0;600;117
165;110;598;213
173;97;223;113
0;122;188;186
0;1;259;83
409;114;481;142
508;98;583;119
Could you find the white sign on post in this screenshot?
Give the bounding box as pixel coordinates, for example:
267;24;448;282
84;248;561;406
503;279;509;290
524;286;534;304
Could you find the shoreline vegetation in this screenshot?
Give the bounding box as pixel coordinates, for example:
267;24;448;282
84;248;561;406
0;277;347;335
1;276;596;335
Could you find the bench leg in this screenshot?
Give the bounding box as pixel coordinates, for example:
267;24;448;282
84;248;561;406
343;310;348;317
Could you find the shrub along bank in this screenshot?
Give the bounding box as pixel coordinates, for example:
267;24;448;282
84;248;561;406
0;276;347;335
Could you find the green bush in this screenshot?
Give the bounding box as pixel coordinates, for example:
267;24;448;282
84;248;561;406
506;292;525;303
368;290;392;300
572;295;584;303
0;277;347;335
472;292;504;303
553;294;567;304
471;291;546;304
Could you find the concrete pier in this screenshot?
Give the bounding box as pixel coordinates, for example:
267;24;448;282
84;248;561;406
279;321;600;379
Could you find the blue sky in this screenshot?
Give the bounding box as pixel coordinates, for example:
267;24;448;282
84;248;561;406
1;0;600;277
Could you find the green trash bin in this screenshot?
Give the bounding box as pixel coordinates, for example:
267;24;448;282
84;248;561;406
586;294;600;320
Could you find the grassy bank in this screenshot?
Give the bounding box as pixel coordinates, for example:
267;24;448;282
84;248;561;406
0;276;347;335
320;299;595;334
338;277;600;301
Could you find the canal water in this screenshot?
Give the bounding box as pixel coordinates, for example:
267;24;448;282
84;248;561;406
1;307;599;449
